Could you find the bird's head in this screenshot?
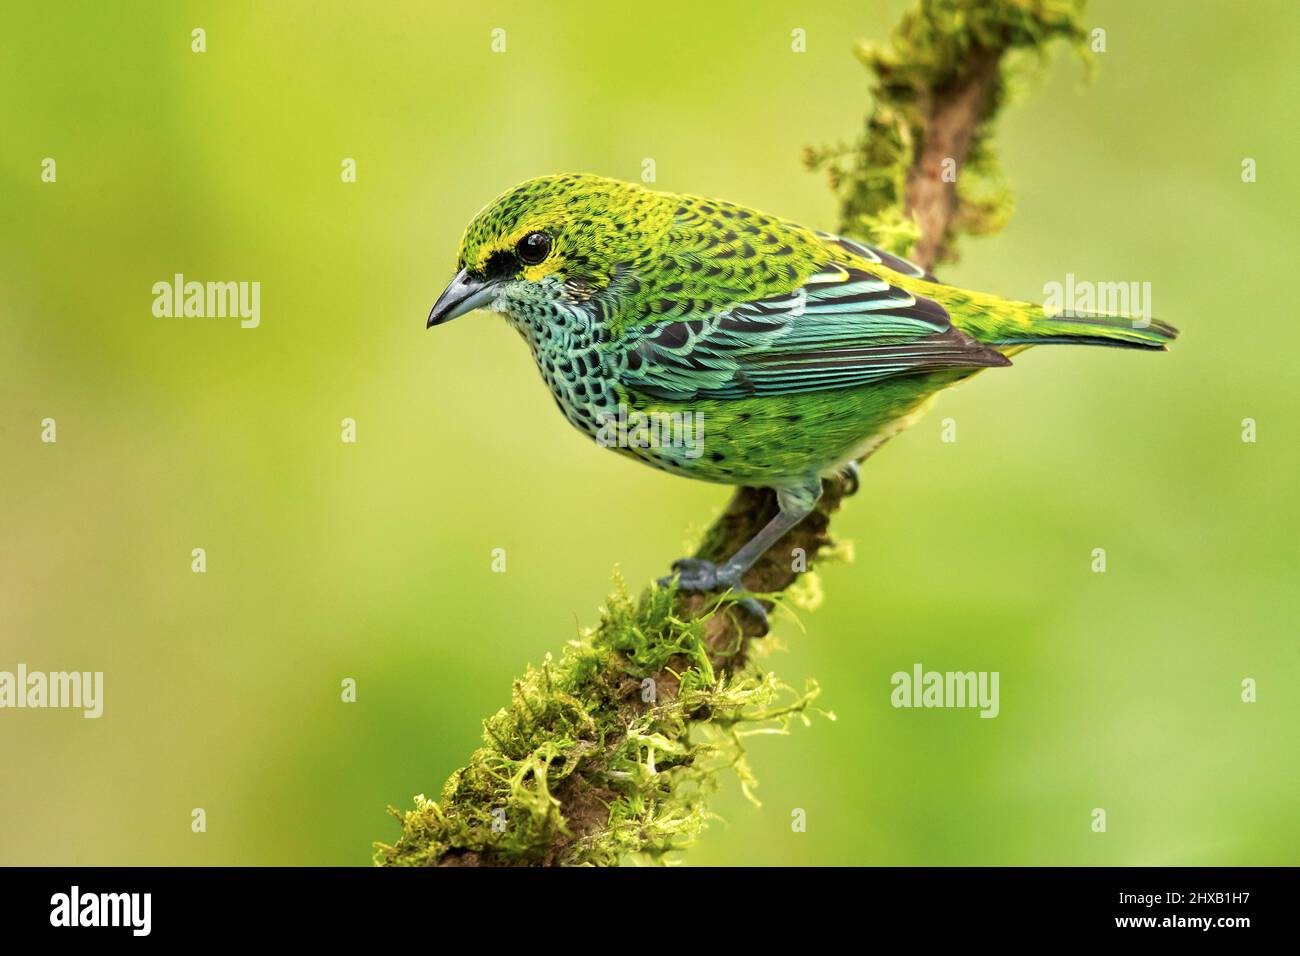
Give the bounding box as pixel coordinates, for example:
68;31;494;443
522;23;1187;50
427;173;670;327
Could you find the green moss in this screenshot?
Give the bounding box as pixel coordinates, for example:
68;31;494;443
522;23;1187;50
805;0;1091;263
375;576;828;866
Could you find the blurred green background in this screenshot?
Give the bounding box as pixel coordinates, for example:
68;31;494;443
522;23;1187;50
2;0;1297;866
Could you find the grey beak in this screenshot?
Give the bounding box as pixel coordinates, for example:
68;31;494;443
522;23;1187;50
427;269;497;328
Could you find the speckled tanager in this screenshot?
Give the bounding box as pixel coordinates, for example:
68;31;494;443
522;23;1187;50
427;174;1177;620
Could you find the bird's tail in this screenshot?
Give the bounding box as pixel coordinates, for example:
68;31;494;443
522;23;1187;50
993;310;1179;351
943;286;1179;353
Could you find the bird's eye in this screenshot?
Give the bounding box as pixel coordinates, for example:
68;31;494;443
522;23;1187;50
515;231;552;266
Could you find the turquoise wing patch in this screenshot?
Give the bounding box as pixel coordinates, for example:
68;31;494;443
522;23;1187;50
617;260;1008;400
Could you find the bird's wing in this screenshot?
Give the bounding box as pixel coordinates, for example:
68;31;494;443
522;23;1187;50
813;231;941;284
615;238;1008;401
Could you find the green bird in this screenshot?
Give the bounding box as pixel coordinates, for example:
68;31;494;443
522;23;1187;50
427;174;1176;621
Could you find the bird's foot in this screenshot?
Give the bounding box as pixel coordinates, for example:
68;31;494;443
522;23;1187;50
839;460;861;497
658;558;768;630
661;557;742;592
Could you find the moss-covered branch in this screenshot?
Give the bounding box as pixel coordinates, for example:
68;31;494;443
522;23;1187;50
375;0;1090;867
377;580;830;866
805;0;1091;267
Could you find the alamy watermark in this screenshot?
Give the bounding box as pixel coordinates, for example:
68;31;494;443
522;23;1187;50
594;404;704;459
1043;273;1151;327
891;663;999;718
50;886;150;936
152;273;260;328
0;664;103;718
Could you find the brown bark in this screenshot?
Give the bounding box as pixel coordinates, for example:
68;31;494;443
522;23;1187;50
903;47;1002;269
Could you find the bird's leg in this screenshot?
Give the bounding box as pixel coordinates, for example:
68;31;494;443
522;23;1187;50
840;460;861;497
661;479;823;624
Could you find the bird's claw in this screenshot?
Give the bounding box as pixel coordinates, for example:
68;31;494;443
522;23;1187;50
658;558;768;630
